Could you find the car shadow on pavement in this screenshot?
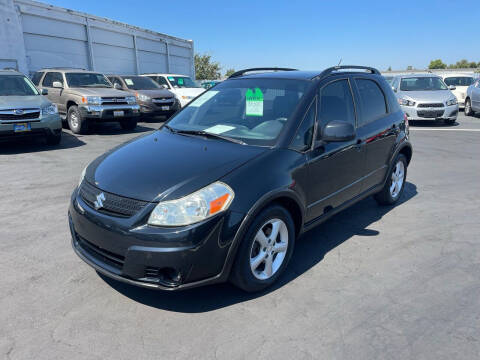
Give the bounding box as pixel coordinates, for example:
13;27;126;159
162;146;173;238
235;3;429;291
0;131;85;155
101;182;418;313
87;122;157;136
409;120;459;127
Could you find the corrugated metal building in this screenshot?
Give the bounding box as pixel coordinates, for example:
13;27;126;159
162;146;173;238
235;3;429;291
0;0;195;77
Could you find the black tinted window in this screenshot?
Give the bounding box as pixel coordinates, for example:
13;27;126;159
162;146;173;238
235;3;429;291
31;72;44;86
291;100;315;151
318;79;355;135
108;76;123;88
151;76;169;87
356;79;387;125
42;72;63;87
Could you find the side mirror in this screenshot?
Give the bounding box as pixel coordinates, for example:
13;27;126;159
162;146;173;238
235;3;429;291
161;84;169;89
41;88;48;95
321;120;356;143
113;83;122;90
392;86;397;92
448;85;456;90
52;81;63;89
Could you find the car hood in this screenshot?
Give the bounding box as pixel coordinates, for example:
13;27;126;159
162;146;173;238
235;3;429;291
0;95;50;110
132;89;175;98
398;90;455;103
86;129;266;202
170;87;205;98
69;87;131;97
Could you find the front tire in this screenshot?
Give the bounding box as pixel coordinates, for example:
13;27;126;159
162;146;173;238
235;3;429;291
464;98;473;116
67;105;89;134
230;205;295;292
120;118;138;131
374;154;407;205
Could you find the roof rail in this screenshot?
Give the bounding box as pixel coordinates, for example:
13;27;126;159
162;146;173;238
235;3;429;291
316;65;381;80
2;67;18;71
228;67;298;78
39;67;87;70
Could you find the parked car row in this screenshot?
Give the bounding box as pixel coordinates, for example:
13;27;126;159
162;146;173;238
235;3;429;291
0;67;204;143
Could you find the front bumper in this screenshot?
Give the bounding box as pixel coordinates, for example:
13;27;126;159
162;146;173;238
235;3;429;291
0;113;61;141
79;104;140;120
68;187;244;290
401;104;459;121
138;99;180;116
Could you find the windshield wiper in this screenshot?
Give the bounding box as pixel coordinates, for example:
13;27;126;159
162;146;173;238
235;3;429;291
165;126;246;145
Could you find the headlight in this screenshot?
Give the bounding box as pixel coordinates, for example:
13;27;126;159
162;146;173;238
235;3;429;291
148;181;234;226
398;98;415;106
78;166;86;187
446;98;458;106
41;103;58;115
126;96;137;104
135;93;150;102
81;96;102;105
181;95;194;100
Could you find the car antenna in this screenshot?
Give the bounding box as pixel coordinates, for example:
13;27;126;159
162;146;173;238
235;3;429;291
337;58;343;66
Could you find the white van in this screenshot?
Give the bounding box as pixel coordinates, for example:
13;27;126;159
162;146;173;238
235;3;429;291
142;73;205;107
441;73;475;109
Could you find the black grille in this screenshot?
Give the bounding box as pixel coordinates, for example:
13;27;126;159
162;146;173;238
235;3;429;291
153;97;174;101
417;110;444;118
0;112;40;120
79;181;148;217
76;234;124;270
101;97;128;105
417;103;444;108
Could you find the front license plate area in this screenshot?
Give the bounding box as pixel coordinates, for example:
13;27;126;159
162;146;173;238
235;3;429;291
14;123;31;132
113;111;124;117
161;106;170;111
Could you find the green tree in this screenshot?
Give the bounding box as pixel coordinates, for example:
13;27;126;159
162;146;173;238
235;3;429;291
194;53;221;80
428;59;446;69
387;66;392;72
225;68;235;78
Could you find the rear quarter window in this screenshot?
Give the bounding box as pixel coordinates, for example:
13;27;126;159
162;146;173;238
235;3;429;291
31;72;44;86
356;79;387;126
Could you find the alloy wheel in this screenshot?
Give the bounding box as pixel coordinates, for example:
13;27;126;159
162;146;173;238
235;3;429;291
390;160;405;199
250;218;288;280
69;111;79;129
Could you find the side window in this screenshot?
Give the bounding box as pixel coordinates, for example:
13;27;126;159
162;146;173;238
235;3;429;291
356;79;387;126
109;77;122;88
317;79;356;137
31;72;44;86
151;76;169;87
42;72;63;87
291;99;316;151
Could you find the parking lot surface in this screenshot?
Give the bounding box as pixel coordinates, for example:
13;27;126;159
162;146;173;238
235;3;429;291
1;114;479;359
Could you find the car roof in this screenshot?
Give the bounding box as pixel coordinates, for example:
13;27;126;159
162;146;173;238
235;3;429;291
440;73;474;78
395;73;441;79
37;68;101;74
0;69;23;76
142;73;189;77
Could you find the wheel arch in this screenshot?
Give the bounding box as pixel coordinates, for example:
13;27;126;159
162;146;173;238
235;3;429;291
66;100;77;111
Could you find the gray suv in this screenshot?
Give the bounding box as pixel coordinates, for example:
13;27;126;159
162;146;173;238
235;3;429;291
32;69;140;134
465;78;480;116
0;69;61;145
391;74;458;124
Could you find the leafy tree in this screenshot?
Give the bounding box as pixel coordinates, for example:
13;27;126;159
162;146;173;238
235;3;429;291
225;68;235;78
387;66;392;71
428;59;446;69
194;53;221;80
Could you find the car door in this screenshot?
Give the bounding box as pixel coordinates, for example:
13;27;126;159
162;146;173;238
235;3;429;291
41;72;65;113
352;77;398;192
472;80;480;111
305;77;365;222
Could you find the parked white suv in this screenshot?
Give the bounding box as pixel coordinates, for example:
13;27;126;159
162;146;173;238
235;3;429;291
142;74;205;107
441;73;475;109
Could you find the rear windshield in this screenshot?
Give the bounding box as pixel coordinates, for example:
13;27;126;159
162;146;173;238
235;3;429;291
167;76;200;88
443;77;474;87
65;73;112;88
121;76;160;90
400;77;448;91
167;78;310;146
0;75;39;96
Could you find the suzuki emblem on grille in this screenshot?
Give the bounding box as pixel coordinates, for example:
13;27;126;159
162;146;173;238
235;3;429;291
94;192;106;210
14;109;24;115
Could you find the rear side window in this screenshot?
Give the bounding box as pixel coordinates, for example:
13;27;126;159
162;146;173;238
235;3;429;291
291;99;315;151
151;76;169;87
356;79;387;126
42;72;63;87
317;79;356;135
31;72;44;86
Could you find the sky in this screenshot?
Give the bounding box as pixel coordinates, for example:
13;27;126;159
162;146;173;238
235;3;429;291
42;0;480;74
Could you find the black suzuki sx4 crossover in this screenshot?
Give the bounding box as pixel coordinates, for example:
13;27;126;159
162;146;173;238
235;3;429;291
69;66;412;292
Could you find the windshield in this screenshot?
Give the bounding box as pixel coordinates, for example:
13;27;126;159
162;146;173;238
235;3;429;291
122;76;160;90
444;76;474;87
168;76;200;88
0;75;39;96
65;73;112;88
400;77;448;91
167;78;310;146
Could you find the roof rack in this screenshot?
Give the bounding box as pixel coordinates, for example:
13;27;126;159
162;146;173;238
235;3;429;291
39;67;87;70
228;67;298;78
316;65;381;80
2;67;18;71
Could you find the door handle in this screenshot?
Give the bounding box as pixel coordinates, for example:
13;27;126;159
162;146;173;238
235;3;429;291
354;139;363;151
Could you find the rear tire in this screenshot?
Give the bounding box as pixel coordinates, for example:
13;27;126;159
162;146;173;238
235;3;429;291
230;205;295;292
120;118;137;131
374;154;407;206
464;98;473;116
45;131;61;145
67;105;89;134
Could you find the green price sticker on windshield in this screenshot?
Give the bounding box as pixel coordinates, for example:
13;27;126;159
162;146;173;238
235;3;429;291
178;78;184;85
246;88;263;116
